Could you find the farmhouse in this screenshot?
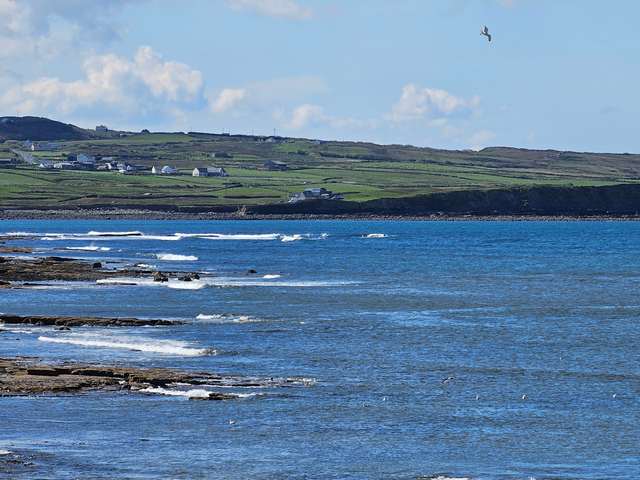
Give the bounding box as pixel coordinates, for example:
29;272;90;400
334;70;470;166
192;167;228;177
264;160;288;171
152;165;178;175
288;187;344;203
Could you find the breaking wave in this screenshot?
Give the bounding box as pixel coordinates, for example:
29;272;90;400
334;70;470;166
15;230;330;243
196;313;262;324
262;274;281;279
37;333;214;356
155;253;198;261
138;387;259;400
65;246;111;252
97;276;355;289
281;234;303;242
364;233;387;238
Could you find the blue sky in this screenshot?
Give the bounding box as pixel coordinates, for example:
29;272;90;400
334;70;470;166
1;0;638;152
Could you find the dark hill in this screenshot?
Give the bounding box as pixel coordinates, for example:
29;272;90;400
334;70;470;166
0;116;96;141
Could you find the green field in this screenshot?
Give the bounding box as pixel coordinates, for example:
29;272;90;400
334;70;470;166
1;132;639;209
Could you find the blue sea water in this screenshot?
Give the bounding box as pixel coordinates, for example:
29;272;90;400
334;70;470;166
0;220;639;480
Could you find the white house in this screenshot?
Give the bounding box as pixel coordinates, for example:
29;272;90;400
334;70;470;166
151;166;158;174
192;167;228;177
161;165;178;175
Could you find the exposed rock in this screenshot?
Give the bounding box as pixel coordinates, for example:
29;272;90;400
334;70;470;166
0;314;181;327
0;246;32;254
153;271;169;282
0;256;200;284
247;269;257;274
0;358;311;398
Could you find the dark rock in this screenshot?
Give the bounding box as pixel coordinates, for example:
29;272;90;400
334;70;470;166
92;262;102;269
153;271;169;282
247;269;257;274
0;314;181;327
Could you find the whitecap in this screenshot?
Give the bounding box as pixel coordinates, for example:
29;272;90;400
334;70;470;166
280;234;303;242
138;387;213;399
155;253;198;261
196;314;260;323
262;274;281;279
65;246;111;252
0;450;12;456
37;333;214;356
87;230;143;237
98;276;356;289
180;233;280;241
364;233;387;239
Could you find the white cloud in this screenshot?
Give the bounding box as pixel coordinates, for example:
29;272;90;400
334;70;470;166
0;0;141;58
209;88;247;113
390;84;480;122
282;103;376;131
287;104;325;129
226;0;313;20
468;130;496;150
207;75;328;116
1;46;204;116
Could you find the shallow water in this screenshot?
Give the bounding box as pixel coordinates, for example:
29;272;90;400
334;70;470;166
1;220;639;479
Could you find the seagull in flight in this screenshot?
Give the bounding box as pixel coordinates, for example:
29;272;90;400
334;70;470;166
481;25;492;42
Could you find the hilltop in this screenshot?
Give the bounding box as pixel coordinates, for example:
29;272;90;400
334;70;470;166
1;116;640;216
0;116;98;141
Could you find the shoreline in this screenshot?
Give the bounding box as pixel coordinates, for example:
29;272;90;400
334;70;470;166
3;208;640;221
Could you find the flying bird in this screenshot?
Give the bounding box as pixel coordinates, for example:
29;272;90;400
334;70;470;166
481;25;492;42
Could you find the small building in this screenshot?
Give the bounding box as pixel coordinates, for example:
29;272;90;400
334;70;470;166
117;162;136;174
288;187;343;203
53;162;76;170
264;159;288;171
192;167;228;177
38;160;54;170
96;125;108;132
160;165;178;175
211;152;232;158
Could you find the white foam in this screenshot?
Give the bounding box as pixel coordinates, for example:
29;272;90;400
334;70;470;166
65;246;111;252
98;276;355;289
262;274;281;279
166;280;206;290
364;233;387;238
281;234;303;242
155;253;198;261
37;333;214;356
87;230;143;237
183;233;280;241
138;387;213;399
0;450;12;456
196;314;260;324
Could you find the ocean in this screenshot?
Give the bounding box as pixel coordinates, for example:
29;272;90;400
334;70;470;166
1;220;639;479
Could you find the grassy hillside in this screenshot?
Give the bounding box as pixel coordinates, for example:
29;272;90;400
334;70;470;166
1;129;640;210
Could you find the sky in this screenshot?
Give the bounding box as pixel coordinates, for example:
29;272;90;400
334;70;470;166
0;0;638;152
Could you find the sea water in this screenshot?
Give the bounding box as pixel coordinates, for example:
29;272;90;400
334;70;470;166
0;220;639;479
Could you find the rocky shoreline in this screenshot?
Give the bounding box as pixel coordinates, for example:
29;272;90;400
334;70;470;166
0;357;304;398
0;314;181;327
2;207;640;221
0;255;200;288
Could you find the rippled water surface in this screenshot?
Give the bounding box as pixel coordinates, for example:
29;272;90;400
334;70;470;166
1;220;639;479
